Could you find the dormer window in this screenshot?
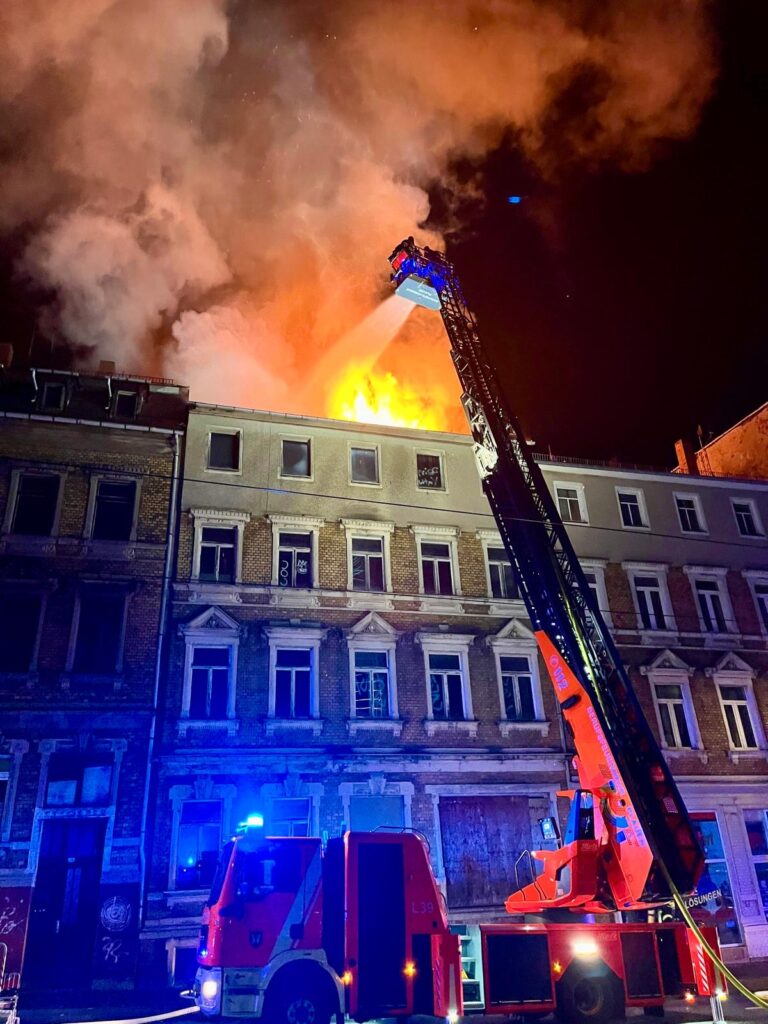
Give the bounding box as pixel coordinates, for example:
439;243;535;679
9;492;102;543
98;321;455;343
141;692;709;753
114;390;139;419
41;381;66;411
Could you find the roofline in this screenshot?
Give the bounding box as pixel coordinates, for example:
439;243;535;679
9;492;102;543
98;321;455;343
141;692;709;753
698;401;768;453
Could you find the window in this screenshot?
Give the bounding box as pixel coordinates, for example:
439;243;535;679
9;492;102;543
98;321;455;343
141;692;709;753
189;647;231;719
208;431;240;471
580;561;612;629
41;382;66;411
0;757;10;823
695;578;728;633
744;811;768;921
45;753;113;807
91;479;137;540
718;684;758;749
420;541;454;596
500;655;536;721
351;536;385;592
270;797;311;837
274;648;312;718
616;488;648;529
634;576;668;630
277;532;313;588
10;473;60;535
487;547;518;600
176;801;221;890
114;391;138;418
690;814;741;945
625;564;675;633
350;446;379;485
416;452;444;490
429;653;466;720
199;526;236;582
554;482;588;524
0;592;42;672
732;499;763;538
353;650;390;718
753;583;768;633
72;589;126;674
281;439;311;478
675;494;706;534
349;795;405;832
653;683;693;748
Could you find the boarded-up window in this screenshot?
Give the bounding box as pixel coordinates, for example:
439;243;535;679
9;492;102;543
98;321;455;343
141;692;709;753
439;796;532;909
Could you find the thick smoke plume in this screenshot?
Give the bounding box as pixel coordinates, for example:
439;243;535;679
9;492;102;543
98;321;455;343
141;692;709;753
1;1;716;428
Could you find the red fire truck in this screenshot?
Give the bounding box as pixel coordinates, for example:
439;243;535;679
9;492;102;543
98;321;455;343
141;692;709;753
194;240;728;1024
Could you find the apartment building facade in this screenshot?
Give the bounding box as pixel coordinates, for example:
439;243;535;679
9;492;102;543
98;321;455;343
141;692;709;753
142;403;768;989
0;364;187;991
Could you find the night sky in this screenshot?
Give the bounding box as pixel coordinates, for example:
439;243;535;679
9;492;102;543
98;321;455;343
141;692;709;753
434;0;767;465
1;1;766;467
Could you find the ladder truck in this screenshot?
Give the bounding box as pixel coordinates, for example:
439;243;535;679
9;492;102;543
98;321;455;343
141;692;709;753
194;241;729;1024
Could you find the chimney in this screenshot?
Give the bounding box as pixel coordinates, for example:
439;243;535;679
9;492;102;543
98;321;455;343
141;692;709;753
675;438;699;475
0;343;13;368
98;359;116;375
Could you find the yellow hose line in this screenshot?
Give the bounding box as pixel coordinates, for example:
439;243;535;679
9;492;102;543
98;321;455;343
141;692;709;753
663;866;768;1010
66;1006;200;1024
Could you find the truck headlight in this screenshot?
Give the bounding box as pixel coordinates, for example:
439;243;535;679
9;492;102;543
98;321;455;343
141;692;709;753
201;979;219;999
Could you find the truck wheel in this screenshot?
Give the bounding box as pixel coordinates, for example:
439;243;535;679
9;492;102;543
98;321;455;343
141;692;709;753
557;972;622;1024
264;974;334;1024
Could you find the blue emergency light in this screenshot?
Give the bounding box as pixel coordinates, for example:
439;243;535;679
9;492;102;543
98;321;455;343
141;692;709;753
239;812;264;830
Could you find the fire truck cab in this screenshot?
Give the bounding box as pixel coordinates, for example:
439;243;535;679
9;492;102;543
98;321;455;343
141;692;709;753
195;828;462;1024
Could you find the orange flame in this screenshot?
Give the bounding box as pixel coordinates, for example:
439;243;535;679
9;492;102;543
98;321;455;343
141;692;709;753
328;366;444;431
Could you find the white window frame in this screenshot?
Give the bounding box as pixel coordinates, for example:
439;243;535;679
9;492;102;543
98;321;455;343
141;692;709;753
580;559;613;629
711;670;765;754
265;624;327;735
40;380;67;412
190;508;250;584
553;481;589;525
348;442;381;488
487;633;546;737
206;427;242;475
346;614;401;735
85;473;141;542
477;529;523;608
646;670;700;752
416;632;476;736
278;436;313;482
112;389;140;419
268;513;323;590
0;740;28;842
674;492;708;535
415;450;447;492
411;525;461;599
341;519;394;596
0;585;48;674
178;607;240;734
615;486;649;530
731;497;764;539
623;562;677;635
683;566;738;638
742;570;768;638
167;781;235;892
2;467;66;537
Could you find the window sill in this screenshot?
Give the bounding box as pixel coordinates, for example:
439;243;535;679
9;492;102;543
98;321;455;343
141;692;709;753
269;588;320;608
662;747;709;765
347;718;403;737
487;599;526;617
346;592;394;611
498;719;549;738
166;889;209;909
638;629;679;645
177;718;239;737
266;718;323;736
702;632;742;648
62;673;124;691
727;749;768;764
188;582;243;603
424;719;479;738
0;534;57;556
419;597;463;613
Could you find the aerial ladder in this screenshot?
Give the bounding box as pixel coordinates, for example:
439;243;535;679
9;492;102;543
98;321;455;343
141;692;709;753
388;236;767;1008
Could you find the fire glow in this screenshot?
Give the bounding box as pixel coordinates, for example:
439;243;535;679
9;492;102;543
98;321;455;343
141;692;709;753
328;366;443;431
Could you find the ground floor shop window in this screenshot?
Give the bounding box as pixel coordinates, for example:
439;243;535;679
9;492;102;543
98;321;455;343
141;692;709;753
176;800;222;890
690;812;742;945
744;810;768;922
